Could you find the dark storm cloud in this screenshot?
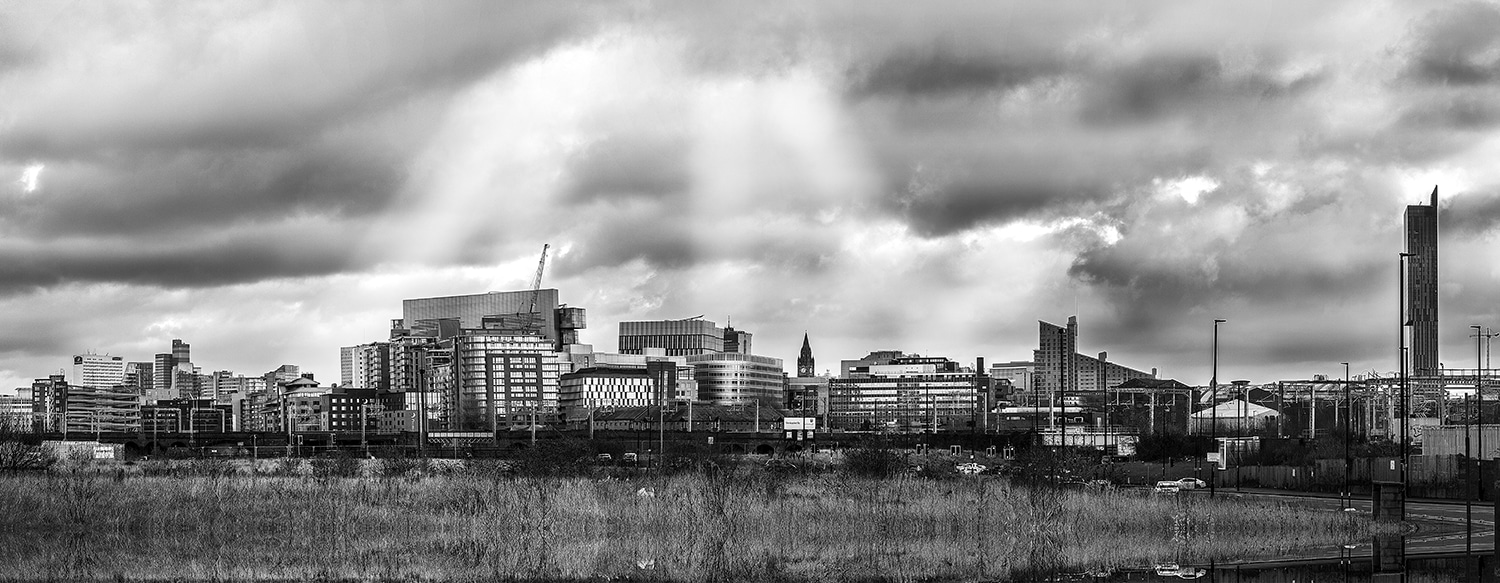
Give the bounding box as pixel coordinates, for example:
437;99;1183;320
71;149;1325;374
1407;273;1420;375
1080;55;1225;124
849;46;1063;98
562;134;692;203
1;149;404;239
0;231;358;295
0;2;597;160
1440;189;1500;235
0;1;610;293
900;179;1085;237
1404;1;1500;86
1080;53;1324;126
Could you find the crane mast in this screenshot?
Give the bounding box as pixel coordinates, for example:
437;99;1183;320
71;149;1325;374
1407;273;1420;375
527;244;549;331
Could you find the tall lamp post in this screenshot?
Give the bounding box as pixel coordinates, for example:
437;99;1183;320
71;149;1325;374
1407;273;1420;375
1399;251;1412;517
1341;362;1351;510
1473;325;1484;507
1211;318;1226;499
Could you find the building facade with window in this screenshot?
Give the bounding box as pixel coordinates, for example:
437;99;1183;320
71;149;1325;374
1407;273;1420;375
618;319;725;356
686;352;785;406
828;356;982;433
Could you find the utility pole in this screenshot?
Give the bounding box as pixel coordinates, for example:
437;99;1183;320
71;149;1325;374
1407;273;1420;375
1400;251;1413;518
1473;325;1485;506
1342;362;1351;510
1211;318;1226;499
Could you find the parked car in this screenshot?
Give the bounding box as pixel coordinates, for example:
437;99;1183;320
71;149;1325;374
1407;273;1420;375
955;462;987;475
595;453;613;463
1176;477;1207;490
622;452;638;465
1153;480;1182;494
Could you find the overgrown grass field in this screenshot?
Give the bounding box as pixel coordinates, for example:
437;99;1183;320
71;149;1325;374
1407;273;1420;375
0;463;1376;582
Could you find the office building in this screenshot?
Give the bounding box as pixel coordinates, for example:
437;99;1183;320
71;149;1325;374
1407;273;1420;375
152;353;174;397
686;352;785;406
124;361;152;391
556;344;696;419
723;326;752;355
402;289;585;349
840;350;904;377
828;355;983;433
149;339;198;402
989;361;1035;394
786;375;829;417
558;367;657;421
619;318;724;356
142;399;233;433
263;365;302;393
440;333;569;432
0;394;30;430
71;354;125;388
1406;186;1439;377
30;375;139;434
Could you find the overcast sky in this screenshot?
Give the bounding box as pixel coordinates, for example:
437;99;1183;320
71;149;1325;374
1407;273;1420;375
4;1;1500;392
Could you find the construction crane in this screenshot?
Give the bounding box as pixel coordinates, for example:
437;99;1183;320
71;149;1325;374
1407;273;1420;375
526;244;550;332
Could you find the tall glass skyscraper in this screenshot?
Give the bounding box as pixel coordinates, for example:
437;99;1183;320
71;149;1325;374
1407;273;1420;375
1405;187;1439;377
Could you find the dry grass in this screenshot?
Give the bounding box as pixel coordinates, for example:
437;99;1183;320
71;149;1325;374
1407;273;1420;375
0;471;1377;582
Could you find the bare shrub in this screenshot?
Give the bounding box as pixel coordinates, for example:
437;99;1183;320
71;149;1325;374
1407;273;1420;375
842;447;904;478
0;425;57;471
309;450;361;479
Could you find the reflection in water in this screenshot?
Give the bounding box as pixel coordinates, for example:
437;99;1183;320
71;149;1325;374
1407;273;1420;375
0;474;1418;582
1065;535;1498;583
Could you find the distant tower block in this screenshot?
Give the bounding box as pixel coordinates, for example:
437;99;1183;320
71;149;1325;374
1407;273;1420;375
1405;186;1439;378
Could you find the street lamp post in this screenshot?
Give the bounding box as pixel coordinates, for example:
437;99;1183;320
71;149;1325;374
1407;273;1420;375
1341;362;1351;510
1399;251;1412;518
1473;325;1484;508
1211;318;1226;499
360;402;372;458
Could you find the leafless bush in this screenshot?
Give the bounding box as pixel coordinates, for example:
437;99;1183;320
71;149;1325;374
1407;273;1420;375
0;425;56;471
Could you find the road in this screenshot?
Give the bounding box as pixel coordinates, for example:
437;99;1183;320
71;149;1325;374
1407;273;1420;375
1193;488;1495;559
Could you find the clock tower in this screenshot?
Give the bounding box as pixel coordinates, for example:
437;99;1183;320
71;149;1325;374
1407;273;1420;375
796;333;815;378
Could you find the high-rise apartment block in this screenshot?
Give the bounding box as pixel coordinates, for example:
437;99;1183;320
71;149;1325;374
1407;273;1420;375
1035;318;1079;401
70;353;124;388
149;339;198;402
439;333;568;432
1406;187;1439;377
339;342;391;390
1034;317;1155;405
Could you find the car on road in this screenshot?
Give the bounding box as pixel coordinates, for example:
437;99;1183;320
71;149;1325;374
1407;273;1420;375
1153;480;1182;494
1153;563;1206;578
622;452;638;465
596;453;613;463
1175;477;1207;490
955;462;987;475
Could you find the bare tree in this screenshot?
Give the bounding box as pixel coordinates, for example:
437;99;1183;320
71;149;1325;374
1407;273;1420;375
0;420;57;471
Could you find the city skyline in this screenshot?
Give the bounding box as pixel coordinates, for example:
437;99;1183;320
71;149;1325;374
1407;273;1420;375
5;2;1500;391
